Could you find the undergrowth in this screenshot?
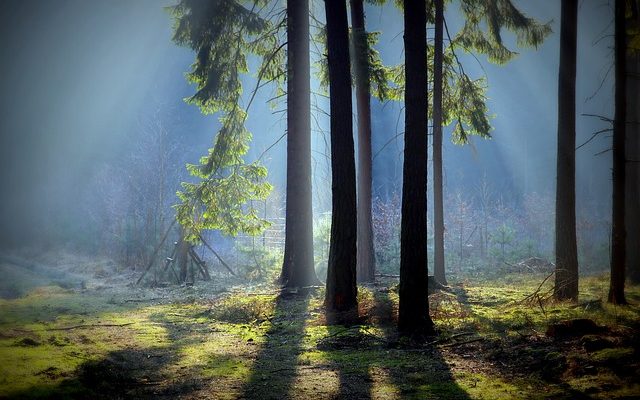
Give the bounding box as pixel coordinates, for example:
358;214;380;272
0;273;638;399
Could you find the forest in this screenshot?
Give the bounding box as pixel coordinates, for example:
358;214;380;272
0;0;639;399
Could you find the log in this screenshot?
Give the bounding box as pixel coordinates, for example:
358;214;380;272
199;235;236;276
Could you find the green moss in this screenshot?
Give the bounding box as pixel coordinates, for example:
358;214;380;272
454;372;523;400
590;347;634;363
0;338;93;395
202;355;251;379
0;276;638;399
208;293;276;324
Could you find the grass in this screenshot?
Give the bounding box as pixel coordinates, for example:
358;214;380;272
0;273;638;399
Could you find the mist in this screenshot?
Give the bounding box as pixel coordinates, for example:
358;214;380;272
1;0;638;398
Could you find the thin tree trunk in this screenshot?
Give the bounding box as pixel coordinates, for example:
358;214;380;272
324;0;358;313
609;0;627;304
350;0;375;283
432;0;446;285
281;0;318;288
554;0;579;301
399;0;434;336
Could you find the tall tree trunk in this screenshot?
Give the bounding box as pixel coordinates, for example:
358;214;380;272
399;0;434;336
350;0;375;283
554;0;579;301
432;0;446;285
324;0;358;313
281;0;318;288
626;5;640;285
609;0;627;304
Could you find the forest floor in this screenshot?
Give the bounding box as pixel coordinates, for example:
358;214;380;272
0;251;639;399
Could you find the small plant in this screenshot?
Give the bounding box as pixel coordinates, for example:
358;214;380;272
491;223;515;262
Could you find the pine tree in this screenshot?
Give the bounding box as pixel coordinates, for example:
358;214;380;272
350;0;375;283
280;0;319;288
169;0;278;242
399;0;434;337
625;0;640;285
432;0;446;285
554;0;579;301
324;0;358;314
609;0;628;305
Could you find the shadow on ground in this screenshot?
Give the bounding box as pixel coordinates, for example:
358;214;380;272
239;291;311;399
319;289;470;399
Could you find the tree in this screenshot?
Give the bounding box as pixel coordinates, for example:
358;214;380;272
280;0;319;288
350;0;375;283
432;0;446;285
169;0;280;243
608;0;628;305
625;0;640;285
398;0;434;336
324;0;358;314
554;0;579;301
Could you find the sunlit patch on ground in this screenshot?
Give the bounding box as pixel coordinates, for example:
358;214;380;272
0;273;638;399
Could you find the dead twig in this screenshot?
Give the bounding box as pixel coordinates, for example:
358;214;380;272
123;298;163;303
425;331;477;346
46;322;135;331
440;337;484;348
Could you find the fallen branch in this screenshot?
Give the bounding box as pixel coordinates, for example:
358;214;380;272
440;337;484;348
136;219;177;285
199;235;237;276
518;270;555;306
46;322;135;331
123;298;163;303
447;331;476;340
424;331;476;346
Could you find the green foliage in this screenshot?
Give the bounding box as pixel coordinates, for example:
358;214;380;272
456;0;552;64
169;0;285;241
446;71;492;144
490;223;515;261
383;41;494;143
315;26;392;101
175;107;273;241
168;0;283;114
313;214;332;279
234;241;283;281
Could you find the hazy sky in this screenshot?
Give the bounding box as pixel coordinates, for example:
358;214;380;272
0;0;616;246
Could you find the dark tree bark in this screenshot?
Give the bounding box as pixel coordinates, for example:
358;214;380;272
350;0;375;283
281;0;319;288
432;0;447;286
609;0;627;305
399;0;434;336
554;0;579;301
177;228;190;283
625;6;640;285
324;0;358;313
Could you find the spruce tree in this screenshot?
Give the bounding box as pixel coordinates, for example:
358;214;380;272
350;0;375;283
324;0;358;314
554;0;579;301
399;0;434;336
281;0;319;288
609;0;628;305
